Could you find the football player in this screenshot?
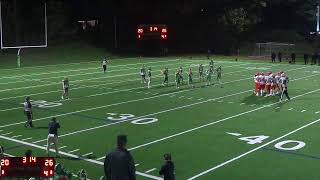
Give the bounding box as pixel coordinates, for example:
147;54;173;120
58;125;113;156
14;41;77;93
188;68;194;88
216;66;223;88
175;70;181;89
179;66;184;84
140;65;146;84
199;64;204;81
162;67;169;86
264;72;272;97
102;58;109;73
24;96;33;128
254;72;260;96
147;67;152;89
61;77;69;99
259;73;266;96
206;68;213;86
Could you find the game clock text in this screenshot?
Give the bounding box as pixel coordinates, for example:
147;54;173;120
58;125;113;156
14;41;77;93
0;157;55;178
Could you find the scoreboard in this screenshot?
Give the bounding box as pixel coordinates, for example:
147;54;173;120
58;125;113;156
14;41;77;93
137;24;168;40
0;157;55;178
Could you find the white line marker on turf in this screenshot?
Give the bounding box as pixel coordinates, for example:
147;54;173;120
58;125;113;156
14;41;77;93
82;152;93;157
226;132;242;137
68;149;80;153
275;107;280;109
188;97;193;100
0;135;162;180
145;168;157;173
228;102;234;104
316;111;320;114
301;110;307;112
217;100;223;103
240;103;245;105
187;117;320;180
21;137;32;141
251;104;256;107
135;164;140;167
198;98;204;101
288;108;293;111
11;135;22;138
179;96;185;99
59;146;67;150
1;132;12;136
0;130;3;132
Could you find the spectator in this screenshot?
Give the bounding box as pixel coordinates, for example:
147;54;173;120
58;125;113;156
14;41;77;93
291;53;296;64
278;52;282;62
271;52;276;63
159;154;175;180
104;135;136;180
304;53;309;65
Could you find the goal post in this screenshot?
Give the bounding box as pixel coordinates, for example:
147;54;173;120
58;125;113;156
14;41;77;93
0;0;48;67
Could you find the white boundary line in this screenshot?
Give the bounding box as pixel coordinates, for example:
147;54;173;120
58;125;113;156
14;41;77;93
187;117;320;179
0;135;162;180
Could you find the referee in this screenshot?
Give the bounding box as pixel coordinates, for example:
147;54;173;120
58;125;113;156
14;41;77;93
47;117;60;157
280;74;290;102
23;96;33;128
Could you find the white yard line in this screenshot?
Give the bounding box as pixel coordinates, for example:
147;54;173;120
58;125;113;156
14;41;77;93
11;135;22;138
125;88;320;152
21;137;32;141
187;117;320;180
1;132;13;136
82;152;93;157
0;135;162;180
68;149;80;153
145;168;157;173
59;146;67;149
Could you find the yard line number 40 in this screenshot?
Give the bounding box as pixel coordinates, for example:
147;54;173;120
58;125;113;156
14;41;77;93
106;113;158;125
230;133;305;151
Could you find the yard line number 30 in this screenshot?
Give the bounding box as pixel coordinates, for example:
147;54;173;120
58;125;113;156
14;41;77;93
106;113;158;125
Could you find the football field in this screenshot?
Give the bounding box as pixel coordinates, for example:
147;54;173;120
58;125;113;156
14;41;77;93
1;56;320;179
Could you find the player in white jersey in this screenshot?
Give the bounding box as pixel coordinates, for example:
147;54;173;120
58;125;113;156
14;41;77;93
254;73;260;96
102;58;108;73
61;77;69;99
274;72;281;94
264;72;272;97
258;73;266;96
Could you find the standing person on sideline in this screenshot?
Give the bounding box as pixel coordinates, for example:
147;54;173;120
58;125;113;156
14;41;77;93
102;58;108;73
24;96;33;128
278;52;282;62
291;53;296;64
147;67;152;89
271;52;276;63
304;53;309;65
104;135;136;180
279;74;290;102
159;154;175;180
47;117;60;157
61;77;69;100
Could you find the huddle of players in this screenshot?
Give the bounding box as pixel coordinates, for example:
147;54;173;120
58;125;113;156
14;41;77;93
140;60;222;89
254;71;290;98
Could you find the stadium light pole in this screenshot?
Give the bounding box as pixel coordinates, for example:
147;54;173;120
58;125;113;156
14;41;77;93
317;5;319;32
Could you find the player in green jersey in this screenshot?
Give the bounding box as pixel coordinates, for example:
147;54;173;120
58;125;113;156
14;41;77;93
162;67;169;86
216;66;223;88
140;65;146;84
206;69;213;86
147;67;152;89
188;68;194;88
179;66;184;84
175;70;181;89
199;64;204;81
61;77;69;99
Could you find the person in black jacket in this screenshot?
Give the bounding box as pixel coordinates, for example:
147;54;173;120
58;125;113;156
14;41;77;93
278;52;282;62
271;52;276;63
304;53;309;65
104;135;136;180
159;154;175;180
291;53;296;64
